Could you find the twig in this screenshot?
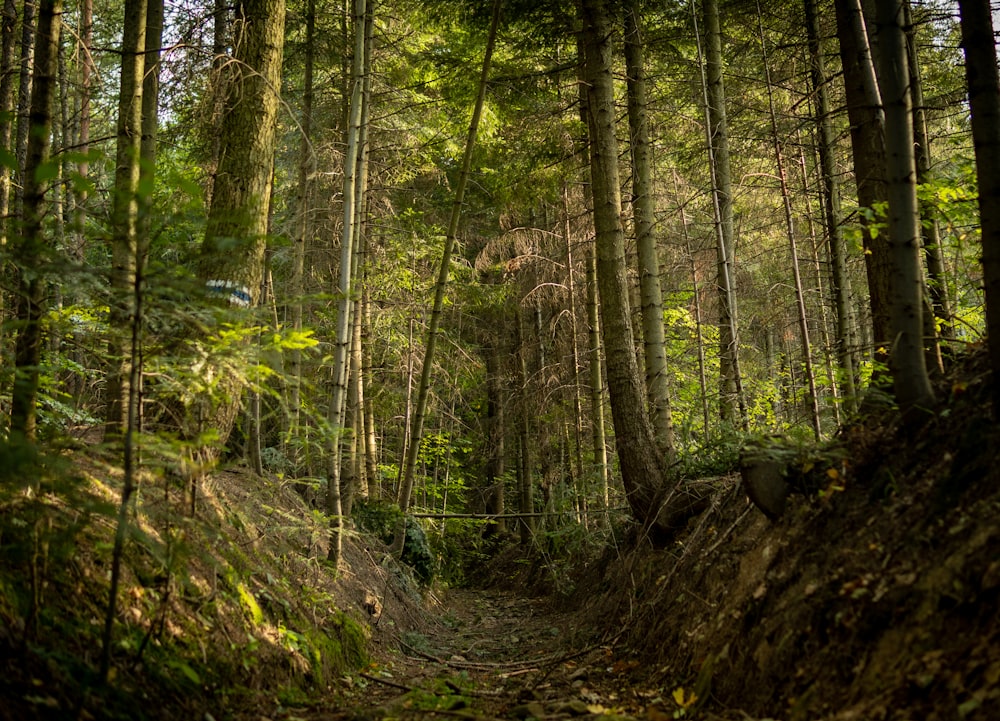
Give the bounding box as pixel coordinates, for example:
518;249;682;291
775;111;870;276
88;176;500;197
360;672;412;692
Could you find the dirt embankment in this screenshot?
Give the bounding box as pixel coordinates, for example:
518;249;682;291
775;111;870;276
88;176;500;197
579;351;1000;721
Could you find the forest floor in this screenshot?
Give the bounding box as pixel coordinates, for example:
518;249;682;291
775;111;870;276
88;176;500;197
1;349;999;721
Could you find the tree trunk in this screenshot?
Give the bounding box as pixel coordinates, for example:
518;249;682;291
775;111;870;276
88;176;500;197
482;336;505;532
561;183;586;522
903;0;952;346
288;0;315;448
392;0;501;555
956;0;1000;413
624;0;675;461
757;2;822;439
574;22;609;513
105;0;147;437
12;0;36;223
9;0;60;441
806;0;857;412
197;0;285;444
673;170;711;443
327;0;369;566
581;0;702;536
0;0;18;247
835;0;893;359
361;285;379;496
873;0;935;412
701;0;743;425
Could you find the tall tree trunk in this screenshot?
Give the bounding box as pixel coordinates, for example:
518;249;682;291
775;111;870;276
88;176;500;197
71;0;91;263
197;0;285;440
701;0;743;425
361;285;379;496
0;0;17;360
797;139;842;426
624;0;675;461
956;0;1000;413
392;0;501;555
758;2;822;438
561;183;586;521
327;0;369;566
873;0;934;412
482;335;505;531
516;313;534;545
105;0;147;437
673;170;712;443
288;0;315;449
0;0;17;247
835;0;893;361
9;0;60;441
581;0;701;535
806;0;857;412
12;0;36;223
904;0;952;344
574;21;609;513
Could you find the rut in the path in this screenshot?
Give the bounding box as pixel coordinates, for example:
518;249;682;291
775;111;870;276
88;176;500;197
319;589;672;721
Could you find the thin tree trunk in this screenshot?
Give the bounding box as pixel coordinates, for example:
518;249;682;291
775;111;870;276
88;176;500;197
561;183;586;519
874;0;935;412
12;0;35;224
700;0;744;425
392;0;501;555
806;0;857;412
327;0;368;566
673;171;711;443
797;138;842;426
105;0;147;437
71;0;90;261
835;0;893;360
624;0;675;461
361;285;379;496
581;0;703;535
904;0;953;343
956;0;1000;413
757;2;821;438
288;0;315;448
516;314;534;545
0;0;18;326
574;22;609;513
9;0;60;441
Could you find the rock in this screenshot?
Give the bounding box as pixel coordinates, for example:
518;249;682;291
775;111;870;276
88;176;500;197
740;455;788;520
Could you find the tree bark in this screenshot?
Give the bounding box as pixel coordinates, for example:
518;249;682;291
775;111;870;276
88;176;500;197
197;0;285;444
574;21;609;513
806;0;857;411
835;0;893;358
288;0;315;447
9;0;60;441
581;0;702;536
624;0;675;461
327;0;369;566
701;0;743;425
904;0;952;343
873;0;935;412
758;2;822;438
105;0;147;437
956;0;1000;413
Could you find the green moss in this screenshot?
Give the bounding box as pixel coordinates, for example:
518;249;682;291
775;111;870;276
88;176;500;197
236;581;264;626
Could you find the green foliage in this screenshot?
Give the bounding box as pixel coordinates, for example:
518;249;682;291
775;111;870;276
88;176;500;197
352;499;436;584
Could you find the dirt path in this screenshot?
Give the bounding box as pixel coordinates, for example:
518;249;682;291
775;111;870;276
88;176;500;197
252;588;679;721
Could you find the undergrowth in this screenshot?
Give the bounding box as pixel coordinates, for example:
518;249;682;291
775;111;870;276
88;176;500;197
0;437;369;721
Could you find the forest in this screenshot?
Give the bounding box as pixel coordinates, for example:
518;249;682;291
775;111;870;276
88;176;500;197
1;0;999;718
